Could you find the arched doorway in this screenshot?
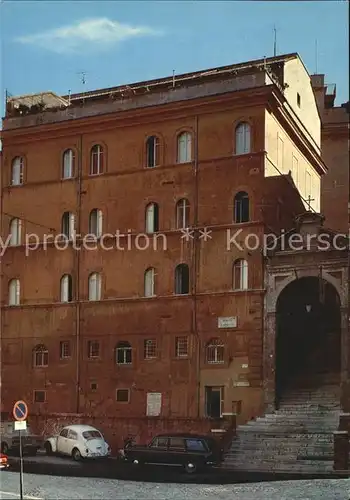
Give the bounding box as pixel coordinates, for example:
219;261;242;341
275;276;341;405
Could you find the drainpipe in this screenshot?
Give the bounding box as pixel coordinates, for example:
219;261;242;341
75;135;83;414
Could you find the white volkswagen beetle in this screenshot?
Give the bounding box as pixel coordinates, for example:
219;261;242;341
44;424;111;461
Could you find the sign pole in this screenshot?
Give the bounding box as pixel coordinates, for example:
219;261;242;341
19;429;23;500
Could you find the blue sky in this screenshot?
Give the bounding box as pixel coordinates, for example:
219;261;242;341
1;0;349;119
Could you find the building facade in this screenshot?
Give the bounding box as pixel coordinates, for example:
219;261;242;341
1;53;344;428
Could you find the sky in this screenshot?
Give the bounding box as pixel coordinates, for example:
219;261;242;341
0;0;349;120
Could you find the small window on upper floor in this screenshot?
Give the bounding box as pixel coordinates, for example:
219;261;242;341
177;132;192;163
232;259;248;290
234;191;249;223
60;274;73;302
146;136;160;168
175;263;189;295
297;93;301;107
176;198;190;229
11;157;24;186
9;218;22;246
90;144;104;175
61;211;75;239
145;202;159;233
88;272;101;301
235;122;251;155
8;278;20;306
144;267;156;297
89;209;103;237
62;149;75;179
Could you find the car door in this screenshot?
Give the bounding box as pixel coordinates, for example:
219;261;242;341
57;428;69;454
66;429;78;456
167;437;186;465
145;437;168;464
185;438;208;465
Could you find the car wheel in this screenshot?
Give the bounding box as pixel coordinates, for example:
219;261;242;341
1;443;9;454
184;462;197;474
72;448;82;461
44;442;52;455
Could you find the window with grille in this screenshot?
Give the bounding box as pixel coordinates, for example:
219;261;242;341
175;199;190;229
206;339;224;364
34;390;46;403
33;345;49;367
11;156;24;186
232;259;248;290
175;336;188;358
9;218;22;246
90;144;104;175
87;341;100;359
116;341;132;364
62;149;75;179
234;192;249;223
146;136;159;167
60;341;71;359
235;122;251;155
116;389;130;402
144;339;157;359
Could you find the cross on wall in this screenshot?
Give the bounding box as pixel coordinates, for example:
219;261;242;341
306;195;315;210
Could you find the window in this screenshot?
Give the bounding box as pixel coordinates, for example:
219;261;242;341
116;389;130;402
186;439;206;452
88;272;101;301
67;429;78;440
62;149;75;179
11;157;24;186
206;339;224;364
176;199;190;229
90;144;104;175
169;437;185;449
145;203;159;233
116;341;132;365
175;336;188;358
146;136;159;168
177;132;192;163
297;93;301;107
87;341;100;359
175;263;189;294
90;382;98;391
33;345;49;367
60;341;71;359
150;437;168;448
89;209;103;237
234;191;249;223
233;259;248;290
61;211;75;239
8;279;20;306
33;390;46;403
235;122;251;155
9;218;22;246
144;267;156;297
60;429;69;438
144;339;157;359
60;274;73;302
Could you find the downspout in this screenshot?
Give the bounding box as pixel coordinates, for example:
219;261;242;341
75;135;83;413
192;115;200;417
0;150;3;413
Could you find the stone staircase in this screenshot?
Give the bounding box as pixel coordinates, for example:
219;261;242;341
222;383;341;473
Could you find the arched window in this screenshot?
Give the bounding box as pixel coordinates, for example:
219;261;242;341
177;132;192;163
60;274;73;302
145;203;159;233
176;199;190;229
89;209;103;237
11;156;24;186
232;259;248;290
62;149;75;179
9;218;22;246
205;338;224;364
8;279;20;306
33;344;48;367
61;211;75;239
175;263;189;294
235;122;251;155
144;268;156;297
146;136;159;168
90;144;104;175
234;191;249;223
88;272;101;301
116;341;132;365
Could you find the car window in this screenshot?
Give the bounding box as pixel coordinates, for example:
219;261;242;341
82;430;102;440
186;439;207;451
67;429;78;440
169;437;185;449
59;429;69;437
150;437;168;448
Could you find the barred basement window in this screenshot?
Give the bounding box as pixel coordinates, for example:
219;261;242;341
34;390;46;403
116;389;130;402
175;336;188;358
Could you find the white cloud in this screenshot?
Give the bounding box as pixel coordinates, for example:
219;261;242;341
15;17;163;53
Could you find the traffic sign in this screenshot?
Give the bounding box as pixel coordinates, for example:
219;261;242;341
13;400;28;422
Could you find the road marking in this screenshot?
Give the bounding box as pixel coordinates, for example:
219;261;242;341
0;491;43;500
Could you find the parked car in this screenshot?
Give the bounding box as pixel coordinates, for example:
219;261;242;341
0;453;9;469
44;424;111;461
123;433;224;473
0;421;42;456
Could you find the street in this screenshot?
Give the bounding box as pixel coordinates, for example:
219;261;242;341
0;472;349;499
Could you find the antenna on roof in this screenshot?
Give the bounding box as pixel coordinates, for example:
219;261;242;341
315;39;318;74
172;70;175;88
68;90;71;106
273;25;277;56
